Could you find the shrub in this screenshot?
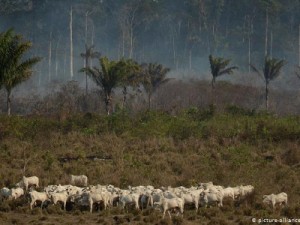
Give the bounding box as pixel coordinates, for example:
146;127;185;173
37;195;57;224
0;201;10;212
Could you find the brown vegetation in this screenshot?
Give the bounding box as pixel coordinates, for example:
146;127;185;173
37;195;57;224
0;106;299;223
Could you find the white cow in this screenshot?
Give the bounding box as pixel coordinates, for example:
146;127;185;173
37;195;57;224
49;191;69;210
200;190;223;207
70;175;88;187
178;191;200;211
16;176;39;191
87;192;109;212
29;190;50;210
155;196;184;219
10;187;24;200
263;192;288;209
198;182;214;190
232;186;241;199
106;191;119;207
66;185;85;196
239;185;254;198
119;193;140;211
222;187;235;200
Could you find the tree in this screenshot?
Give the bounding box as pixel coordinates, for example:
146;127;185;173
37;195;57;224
251;56;286;110
296;66;300;79
70;6;74;79
0;29;41;115
80;44;101;94
209;54;238;89
118;59;141;108
80;57;138;115
140;63;171;110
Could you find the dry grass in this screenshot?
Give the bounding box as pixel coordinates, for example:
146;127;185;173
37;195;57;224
0;111;299;224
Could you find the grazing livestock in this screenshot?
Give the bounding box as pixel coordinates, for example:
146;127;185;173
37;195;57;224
87;191;110;212
1;176;288;217
200;190;223;207
10;187;24;200
178;192;200;211
29;190;50;210
16;176;39;191
222;187;235;200
119;193;140;211
263;192;288;209
66;185;85;196
155;197;184;219
198;182;214;190
49;191;69;210
239;185;254;198
70;175;88;187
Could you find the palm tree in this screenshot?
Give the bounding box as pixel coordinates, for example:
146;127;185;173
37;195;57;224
80;57;138;115
0;29;41;115
140;63;171;110
80;44;101;95
251;56;286;110
118;59;140;108
209;55;238;89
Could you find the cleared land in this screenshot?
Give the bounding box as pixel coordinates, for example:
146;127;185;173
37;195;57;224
0;109;299;224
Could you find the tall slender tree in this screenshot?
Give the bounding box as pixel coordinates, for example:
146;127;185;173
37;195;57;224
296;66;300;79
48;31;52;82
251;56;286;110
70;6;74;79
80;45;101;94
0;29;41;115
299;24;300;66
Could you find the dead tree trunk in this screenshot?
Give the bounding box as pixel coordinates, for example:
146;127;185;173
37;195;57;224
270;30;273;59
55;36;60;77
298;24;300;66
248;34;251;73
91;20;95;67
63;47;67;78
265;81;269;110
264;9;268;57
85;11;89;45
48;31;52;82
6;89;11;116
70;6;74;79
189;49;192;70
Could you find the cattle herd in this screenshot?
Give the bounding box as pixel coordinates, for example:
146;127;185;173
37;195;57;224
0;175;288;218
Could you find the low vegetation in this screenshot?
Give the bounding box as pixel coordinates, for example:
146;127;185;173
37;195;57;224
0;107;299;224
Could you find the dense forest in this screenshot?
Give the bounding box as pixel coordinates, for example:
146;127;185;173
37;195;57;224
0;0;300;116
1;0;300;80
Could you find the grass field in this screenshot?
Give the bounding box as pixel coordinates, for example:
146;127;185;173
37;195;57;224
0;108;299;224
